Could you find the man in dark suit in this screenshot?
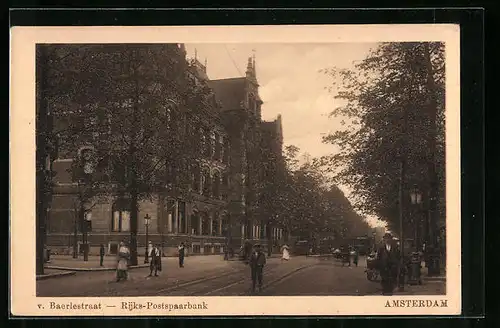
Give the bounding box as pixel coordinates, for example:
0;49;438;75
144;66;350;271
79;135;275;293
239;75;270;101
249;244;266;293
376;233;400;295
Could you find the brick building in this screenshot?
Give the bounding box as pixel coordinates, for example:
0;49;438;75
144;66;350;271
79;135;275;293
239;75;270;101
45;44;285;256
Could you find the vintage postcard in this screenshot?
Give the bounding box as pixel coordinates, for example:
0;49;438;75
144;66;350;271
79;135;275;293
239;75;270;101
10;24;460;316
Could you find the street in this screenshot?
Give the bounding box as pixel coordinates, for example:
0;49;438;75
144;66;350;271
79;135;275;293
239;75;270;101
37;256;444;297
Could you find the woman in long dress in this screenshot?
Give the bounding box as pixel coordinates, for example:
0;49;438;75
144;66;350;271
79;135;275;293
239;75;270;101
281;244;290;262
116;242;130;282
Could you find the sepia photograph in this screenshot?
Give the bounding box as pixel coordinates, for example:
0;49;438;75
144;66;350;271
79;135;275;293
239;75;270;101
11;25;460;316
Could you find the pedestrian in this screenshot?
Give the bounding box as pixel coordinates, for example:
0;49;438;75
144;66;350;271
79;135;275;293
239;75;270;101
281;244;290;262
148;244;162;277
352;247;359;267
99;244;105;267
116;241;130;282
178;242;185;268
249;243;266;293
376;233;400;295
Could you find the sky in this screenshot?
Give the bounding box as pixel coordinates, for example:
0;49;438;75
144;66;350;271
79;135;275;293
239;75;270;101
185;43;385;228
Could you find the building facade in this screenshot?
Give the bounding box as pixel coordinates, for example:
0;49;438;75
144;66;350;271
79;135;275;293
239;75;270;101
46;44;286;256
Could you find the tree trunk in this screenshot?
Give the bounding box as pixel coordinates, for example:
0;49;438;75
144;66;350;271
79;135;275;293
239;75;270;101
129;185;139;266
267;223;273;256
73;214;78;258
423;43;440;275
36;45;48;275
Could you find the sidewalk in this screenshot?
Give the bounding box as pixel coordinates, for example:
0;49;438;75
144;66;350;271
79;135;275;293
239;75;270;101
396;280;446;295
36;268;76;280
45;254;232;271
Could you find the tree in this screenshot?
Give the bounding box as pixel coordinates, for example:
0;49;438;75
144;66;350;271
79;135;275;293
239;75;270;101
320;42;445;237
257;142;370;247
45;44;198;265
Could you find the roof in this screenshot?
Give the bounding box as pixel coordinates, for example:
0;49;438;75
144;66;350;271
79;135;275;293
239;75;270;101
207;78;247;112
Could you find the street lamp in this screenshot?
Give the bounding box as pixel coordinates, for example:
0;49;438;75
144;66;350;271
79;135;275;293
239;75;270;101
408;185;423;285
144;214;151;264
83;211;92;261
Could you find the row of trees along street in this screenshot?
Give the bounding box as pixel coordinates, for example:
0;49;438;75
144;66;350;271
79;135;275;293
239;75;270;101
318;42;445;273
257;144;373;256
36;44;373;273
37;44;220;269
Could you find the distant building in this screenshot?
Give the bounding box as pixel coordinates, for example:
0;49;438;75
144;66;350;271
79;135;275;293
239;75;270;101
45;44;286;256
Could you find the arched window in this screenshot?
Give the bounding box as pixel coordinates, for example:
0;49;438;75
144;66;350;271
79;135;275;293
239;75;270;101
223;138;230;163
190;212;200;235
212;171;220;199
201;212;210;235
212;212;220;236
205;129;213;158
202;169;211;197
111;198;131;232
214;132;220;160
191;164;201;193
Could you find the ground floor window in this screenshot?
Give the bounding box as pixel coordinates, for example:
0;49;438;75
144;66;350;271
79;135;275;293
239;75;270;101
190;214;200;235
178;201;186;233
201;214;210;235
192;244;201;254
112;199;131;232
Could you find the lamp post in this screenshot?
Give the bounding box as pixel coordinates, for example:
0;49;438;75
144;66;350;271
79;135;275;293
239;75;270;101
144;214;151;264
408;185;423;285
83;211;92;261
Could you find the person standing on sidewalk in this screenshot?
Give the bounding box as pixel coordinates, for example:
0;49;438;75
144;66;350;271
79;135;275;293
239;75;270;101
376;233;399;295
116;242;130;282
281;244;290;262
249;244;266;293
99;244;105;267
148;244;162;277
178;242;185;268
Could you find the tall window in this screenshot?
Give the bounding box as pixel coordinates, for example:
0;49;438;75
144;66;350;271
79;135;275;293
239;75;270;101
178;201;186;233
191;164;200;192
214;132;221;160
201;213;210;235
205;129;212;158
112;199;131;232
202;170;211;197
190;213;200;235
212;171;220;199
221;215;229;237
212;213;220;236
223;138;230;163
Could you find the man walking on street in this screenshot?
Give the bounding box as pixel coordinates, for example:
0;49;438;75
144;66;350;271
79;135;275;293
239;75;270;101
376;233;400;295
178;242;185;268
249;244;266;293
99;244;105;267
148;244;162;277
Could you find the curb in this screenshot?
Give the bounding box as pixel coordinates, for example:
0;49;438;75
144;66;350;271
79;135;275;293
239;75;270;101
45;264;150;272
37;271;76;280
423;277;446;282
